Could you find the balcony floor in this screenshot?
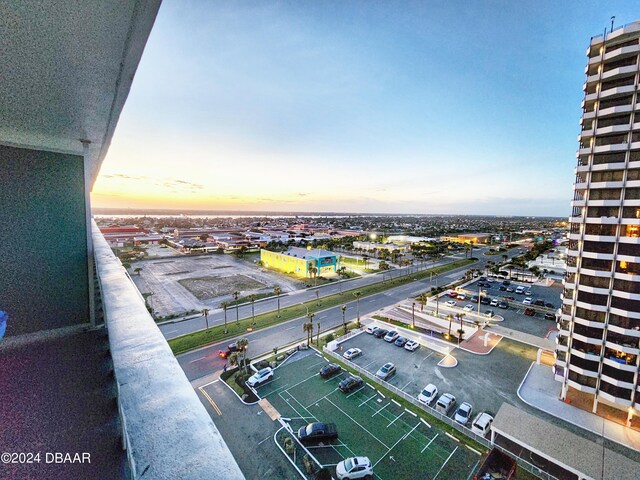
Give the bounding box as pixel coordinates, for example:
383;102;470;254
0;329;126;480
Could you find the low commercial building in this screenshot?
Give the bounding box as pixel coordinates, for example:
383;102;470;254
441;233;492;244
352;241;408;252
261;247;340;277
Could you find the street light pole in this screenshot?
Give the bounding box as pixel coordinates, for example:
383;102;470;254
412;302;415;328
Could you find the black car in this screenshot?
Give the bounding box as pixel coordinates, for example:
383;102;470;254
471;295;479;303
545;303;556;309
319;363;342;379
499;285;507;291
394;337;408;347
477;281;485;287
498;301;509;309
479;276;487;281
338;375;364;393
297;422;338;445
534;299;545;307
373;328;389;339
480;297;491;305
544;312;556;320
502;280;510;286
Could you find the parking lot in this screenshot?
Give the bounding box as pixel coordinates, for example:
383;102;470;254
439;278;562;338
256;351;480;480
338;330;537;421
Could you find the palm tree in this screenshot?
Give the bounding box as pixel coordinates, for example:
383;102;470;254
220;301;229;333
341;305;347;335
134;267;142;276
202;307;210;329
237;338;249;371
309;266;318;286
353;291;362;327
228;352;239;368
316;321;321;345
417;293;428;312
233;291;240;324
362;254;369;270
273;286;282;317
447;314;453;337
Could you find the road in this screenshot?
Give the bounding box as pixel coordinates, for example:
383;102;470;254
161;254;463;339
177;246;521;382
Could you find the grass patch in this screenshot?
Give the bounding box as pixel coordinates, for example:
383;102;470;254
227;292;274;306
169;258;477;355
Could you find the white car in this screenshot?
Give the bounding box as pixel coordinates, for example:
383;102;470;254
336;456;373;480
456;293;466;300
445;300;457;307
454;402;473;425
246;367;273;387
463;304;474;312
375;362;396;380
343;348;362;360
522;297;532;305
484;309;495;318
471;412;494;437
404;340;420;352
525;289;532;296
365;325;379;335
490;298;499;307
383;331;399;342
418;383;438;406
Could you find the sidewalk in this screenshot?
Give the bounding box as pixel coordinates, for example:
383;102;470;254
485;324;555;351
458;329;502;355
518;362;640;453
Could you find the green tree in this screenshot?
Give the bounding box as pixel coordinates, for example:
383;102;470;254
417;293;428;312
134;267;142;276
236;338;249;371
273;286;282;317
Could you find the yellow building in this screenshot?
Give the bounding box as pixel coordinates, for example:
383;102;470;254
260;247;339;277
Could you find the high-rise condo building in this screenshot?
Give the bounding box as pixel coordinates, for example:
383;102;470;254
556;20;640;426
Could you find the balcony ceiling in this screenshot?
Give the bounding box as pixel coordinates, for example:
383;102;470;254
0;0;161;186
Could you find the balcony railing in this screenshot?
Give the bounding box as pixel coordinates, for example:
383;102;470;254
92;221;245;480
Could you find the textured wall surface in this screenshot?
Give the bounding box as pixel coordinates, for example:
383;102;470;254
0;145;89;336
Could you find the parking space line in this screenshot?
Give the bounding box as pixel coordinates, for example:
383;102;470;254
346;385;366;398
200;378;219;389
433;446;458;480
307;360;326;370
386;412;404;428
359;394;378;407
400;381;412;391
362;360;376;369
305;388;338;408
421;433;438;453
261;383;290;399
324;397;389;449
324;373;343;383
373;422;421;468
372;402;390;417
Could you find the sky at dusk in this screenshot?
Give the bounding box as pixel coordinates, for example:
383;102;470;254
91;1;639;217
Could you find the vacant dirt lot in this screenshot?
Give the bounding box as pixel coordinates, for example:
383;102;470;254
130;253;301;318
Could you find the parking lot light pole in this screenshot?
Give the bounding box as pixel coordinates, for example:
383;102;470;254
412;302;415;328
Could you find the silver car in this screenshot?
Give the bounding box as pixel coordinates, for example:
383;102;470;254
375;362;396;381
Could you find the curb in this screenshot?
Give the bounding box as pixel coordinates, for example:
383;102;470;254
218;370;260;406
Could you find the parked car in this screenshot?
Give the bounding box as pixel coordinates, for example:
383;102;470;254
484;309;495;318
471;412;494;437
490;298;499;307
506;286;515;293
499;285;507;291
544;312;556;320
502;280;510;286
448;290;458;298
404;340;420;352
376;362;396;380
394;337;408;347
297;422;338;445
435;393;457;415
335;456;373;480
338;375;364;393
373;328;388;338
463;304;474;312
454;402;473;425
418;384;438;406
498;301;509;309
534;299;545;306
384;331;399;342
365;325;379;335
246;367;273;387
524;308;535;316
456;293;466;300
471;295;479;303
545;303;556;309
477;281;485;287
343;348;362;360
525;289;532;296
479;276;487;281
515;286;525;294
522;297;532;305
445;300;457;307
319;363;342;379
480;296;491;305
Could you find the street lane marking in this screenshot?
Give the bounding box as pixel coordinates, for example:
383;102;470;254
200;378;220;388
199;387;222;416
165;329;178;334
190;356;207;363
285;325;297;331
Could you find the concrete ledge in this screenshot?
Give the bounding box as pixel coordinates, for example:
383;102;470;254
93;221;244;480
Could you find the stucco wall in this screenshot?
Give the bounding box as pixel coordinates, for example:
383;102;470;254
0;145;89;336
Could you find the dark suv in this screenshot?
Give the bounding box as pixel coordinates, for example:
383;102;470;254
319;363;342;379
338;375;364;393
